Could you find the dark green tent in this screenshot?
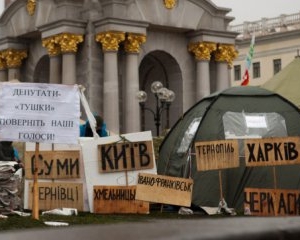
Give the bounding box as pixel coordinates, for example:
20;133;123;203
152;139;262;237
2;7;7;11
158;86;300;212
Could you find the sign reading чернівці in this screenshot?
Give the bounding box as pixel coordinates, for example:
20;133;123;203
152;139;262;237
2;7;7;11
244;137;300;167
0;82;80;144
194;139;239;171
28;182;83;211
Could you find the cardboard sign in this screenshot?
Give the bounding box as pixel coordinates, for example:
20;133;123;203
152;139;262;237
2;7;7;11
23;143;89;212
244;188;300;216
195;139;239;171
28;182;83;211
135;173;193;207
24;150;80;179
93;186;149;214
0;82;80;144
98;140;154;173
79;131;157;213
245;137;300;167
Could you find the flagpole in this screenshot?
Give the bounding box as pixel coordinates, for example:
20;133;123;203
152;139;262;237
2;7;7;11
241;33;255;86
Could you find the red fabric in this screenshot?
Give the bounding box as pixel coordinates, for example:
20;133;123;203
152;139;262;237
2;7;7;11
241;69;249;86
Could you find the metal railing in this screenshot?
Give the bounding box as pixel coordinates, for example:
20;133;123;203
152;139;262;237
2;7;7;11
229;11;300;39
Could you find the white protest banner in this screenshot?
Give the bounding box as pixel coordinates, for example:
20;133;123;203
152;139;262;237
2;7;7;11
0;82;80;144
79;131;157;213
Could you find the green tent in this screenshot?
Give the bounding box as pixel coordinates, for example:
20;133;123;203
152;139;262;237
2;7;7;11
158;86;300;212
262;56;300;107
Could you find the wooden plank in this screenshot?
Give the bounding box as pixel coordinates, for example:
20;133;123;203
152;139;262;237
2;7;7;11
244;136;300;167
98;140;154;173
244;188;300;216
195;139;239;171
28;182;83;211
135;173;193;207
25;150;80;179
93;186;149;214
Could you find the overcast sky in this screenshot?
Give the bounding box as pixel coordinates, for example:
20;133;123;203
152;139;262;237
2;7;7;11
211;0;300;25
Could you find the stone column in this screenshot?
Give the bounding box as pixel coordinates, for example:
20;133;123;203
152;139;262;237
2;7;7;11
96;31;125;135
124;33;146;133
188;42;216;101
55;33;83;85
2;49;27;81
42;36;62;84
0;52;7;82
215;44;238;91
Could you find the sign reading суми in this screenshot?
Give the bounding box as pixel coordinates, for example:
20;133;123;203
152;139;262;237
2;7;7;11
245;137;300;167
194;139;239;171
135;173;193;207
24;150;80;179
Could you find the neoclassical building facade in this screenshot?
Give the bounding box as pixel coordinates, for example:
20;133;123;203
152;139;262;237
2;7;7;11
0;0;237;136
230;11;300;86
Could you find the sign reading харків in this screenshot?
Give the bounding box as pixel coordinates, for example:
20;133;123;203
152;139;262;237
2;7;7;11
0;82;80;144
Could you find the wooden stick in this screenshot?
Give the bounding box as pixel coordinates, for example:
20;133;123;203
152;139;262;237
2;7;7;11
273;166;277;190
125;170;128;186
219;170;223;200
32;142;40;220
272;166;278;216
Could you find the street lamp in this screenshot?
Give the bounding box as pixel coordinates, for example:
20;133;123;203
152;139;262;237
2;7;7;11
137;81;175;136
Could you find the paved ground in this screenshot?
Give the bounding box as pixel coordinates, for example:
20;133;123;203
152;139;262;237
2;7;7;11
2;216;300;240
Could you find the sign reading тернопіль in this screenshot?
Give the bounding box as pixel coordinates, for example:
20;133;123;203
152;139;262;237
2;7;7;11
194;139;239;171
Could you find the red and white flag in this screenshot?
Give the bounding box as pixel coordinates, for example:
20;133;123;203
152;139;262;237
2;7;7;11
241;34;255;86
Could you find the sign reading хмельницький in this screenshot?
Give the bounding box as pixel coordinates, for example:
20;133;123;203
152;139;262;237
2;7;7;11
0;82;80;144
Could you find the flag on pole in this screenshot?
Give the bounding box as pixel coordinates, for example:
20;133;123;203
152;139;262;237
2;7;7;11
241;34;255;86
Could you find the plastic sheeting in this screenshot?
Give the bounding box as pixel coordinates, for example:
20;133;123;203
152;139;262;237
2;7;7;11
223;111;287;139
177;118;201;154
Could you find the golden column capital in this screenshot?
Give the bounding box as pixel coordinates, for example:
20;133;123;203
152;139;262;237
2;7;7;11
0;52;7;70
188;42;217;61
164;0;176;9
215;44;238;67
42;36;61;57
2;49;28;68
95;31;125;52
27;0;36;16
124;33;146;53
54;33;84;54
